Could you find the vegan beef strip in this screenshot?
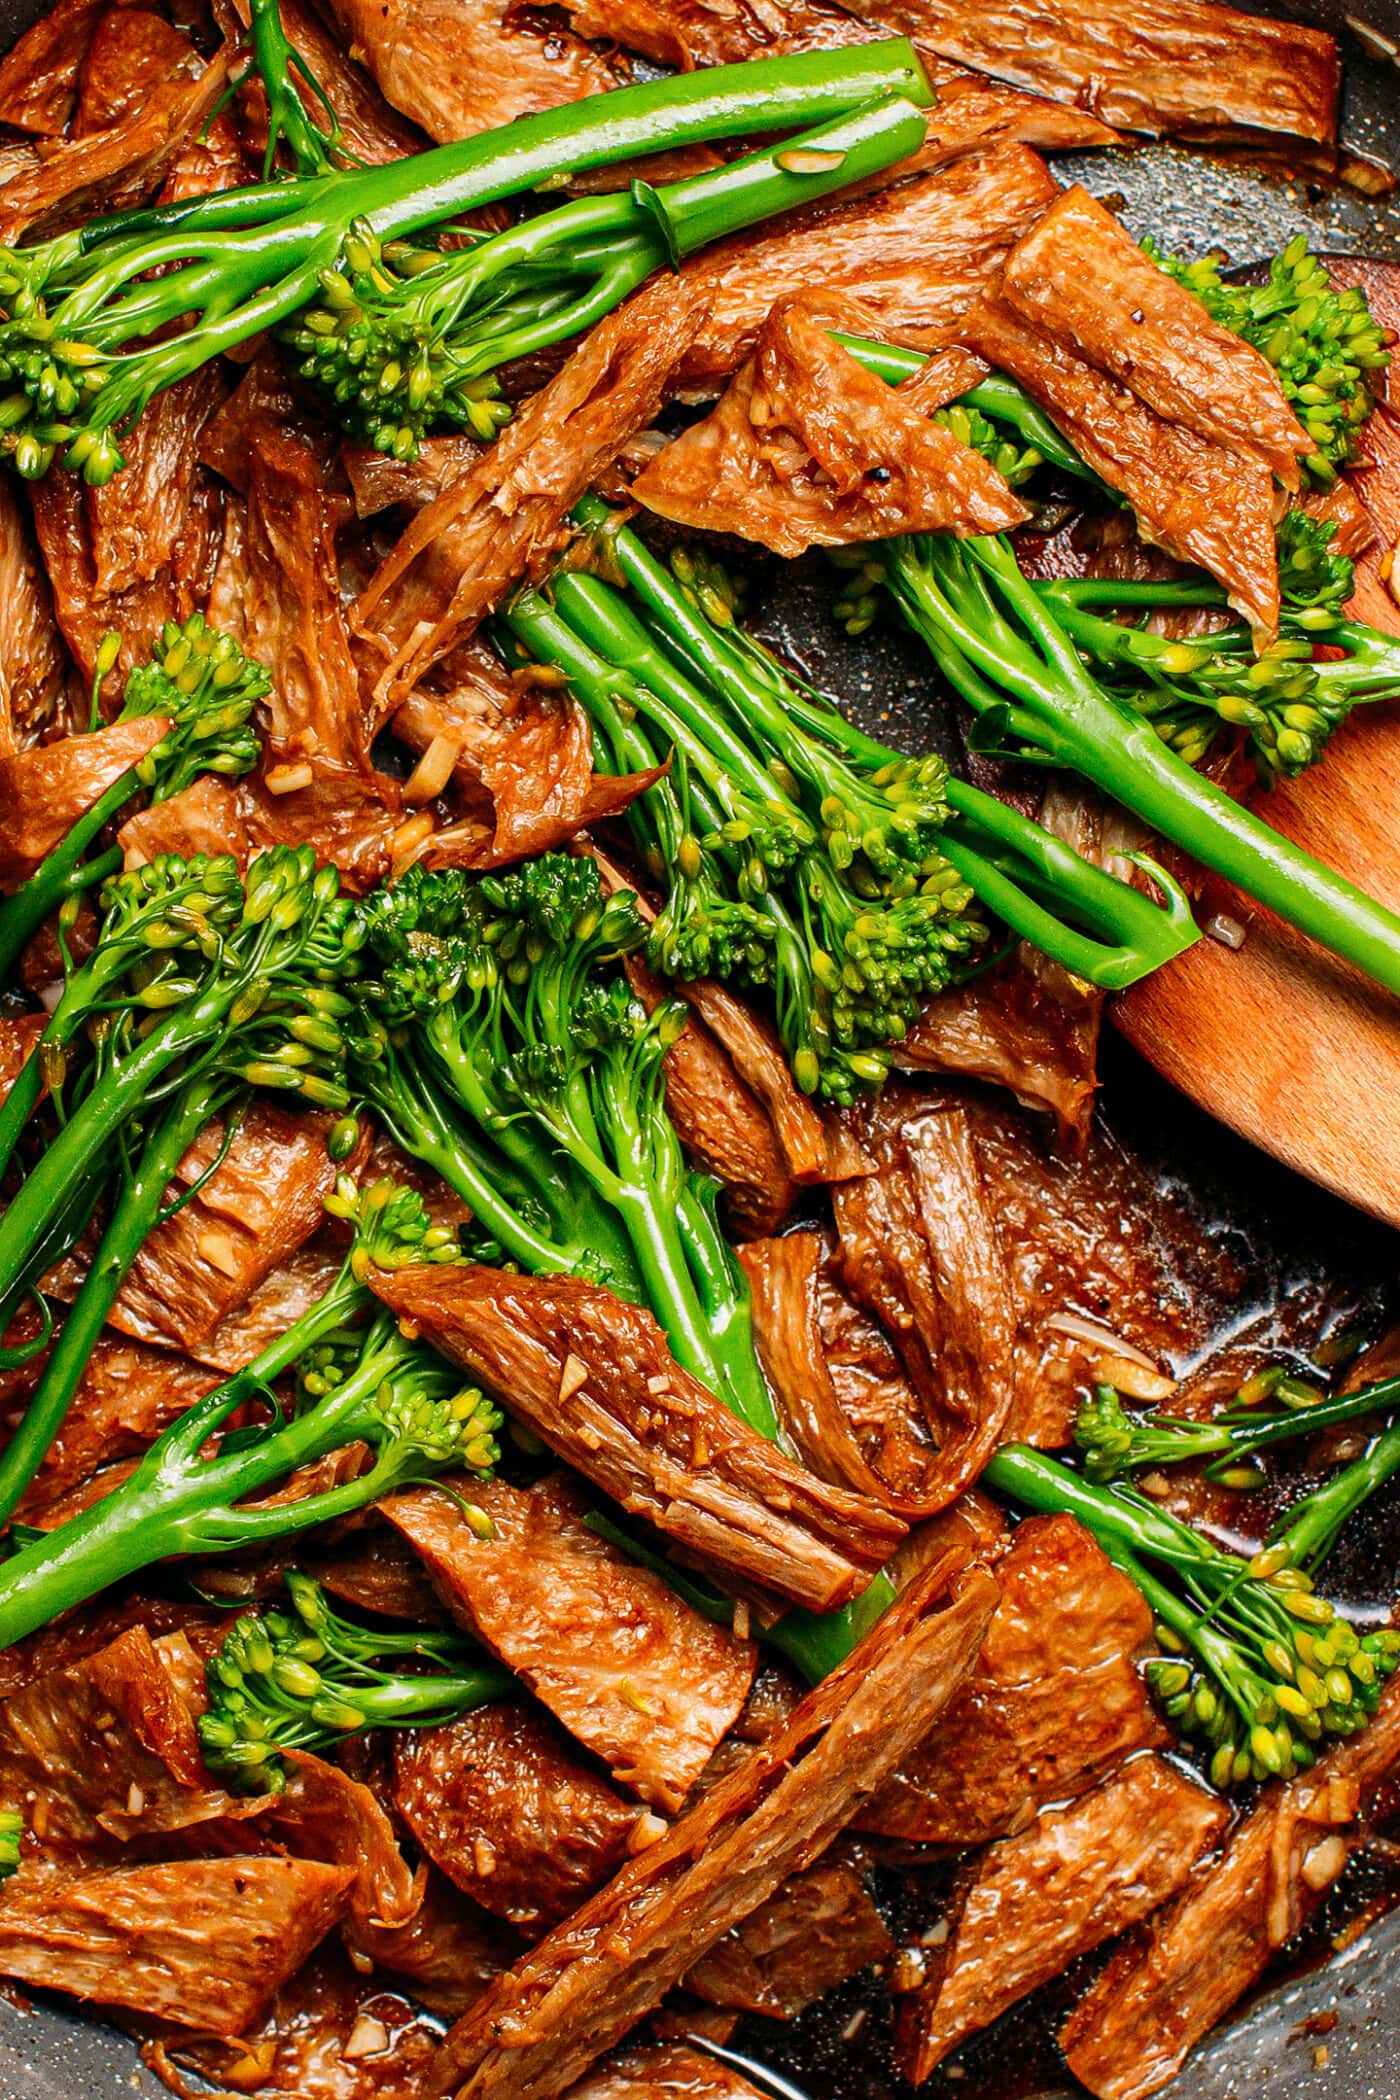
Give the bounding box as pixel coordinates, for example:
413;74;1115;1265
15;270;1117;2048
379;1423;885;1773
382;1473;756;1810
860;1512;1167;1843
839;0;1338;148
371;1265;907;1611
896;1752;1230;2082
962;291;1282;637
354;275;708;706
676;142;1059;393
429;1558;997;2097
998;185;1311;486
321;0;620;144
633;293;1028;554
395;1701;643;1936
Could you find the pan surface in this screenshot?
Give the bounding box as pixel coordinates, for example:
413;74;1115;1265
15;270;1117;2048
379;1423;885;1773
0;0;1395;2095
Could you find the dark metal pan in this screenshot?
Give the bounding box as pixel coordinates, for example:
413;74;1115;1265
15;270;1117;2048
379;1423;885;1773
0;1;1395;2094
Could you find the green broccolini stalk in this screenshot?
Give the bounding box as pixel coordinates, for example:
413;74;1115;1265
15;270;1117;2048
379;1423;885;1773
986;1438;1400;1788
0;44;932;480
1030;515;1400;783
0;615;266;984
198;1571;512;1792
0;1811;19;1878
502;505;1196;1099
0;1177;501;1649
1074;1368;1400;1487
245;0;349;180
876;532;1400;1000
278;95;927;461
1144;235;1389;483
350;854;775;1436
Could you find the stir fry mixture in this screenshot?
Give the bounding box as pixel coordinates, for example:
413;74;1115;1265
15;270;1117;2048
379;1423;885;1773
0;0;1398;2095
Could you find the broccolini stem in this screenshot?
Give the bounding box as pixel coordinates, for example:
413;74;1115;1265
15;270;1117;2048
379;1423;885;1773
890;535;1400;1000
1076;1372;1400;1485
0;1070;239;1528
0;777;129;984
1275;1416;1400;1567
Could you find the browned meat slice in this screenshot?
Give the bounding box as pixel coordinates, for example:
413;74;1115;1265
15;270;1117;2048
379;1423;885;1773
568;2047;770;2099
861;1513;1166;1842
18;1335;215;1523
635;294;1027;555
1000;187;1310;486
0;718;167;888
656;1001;801;1237
372;1266;907;1613
73;7;197;134
742;1231;925;1511
0;41;231;242
1061;1676;1400;2100
395;1702;641;1933
323;0;619;144
897;1754;1228;2082
0;478;76;751
304;1526;450;1624
343;434;488;520
81;1103;343;1356
0;0;115;132
218;0;424;164
0;1624;261;1849
617;942;848;1236
259;1749;420;1932
964;293;1281;637
684;1850;893;2016
847;0;1338;148
899;956;1100;1145
430;1560;997;2097
202;358;375;768
965;1083;1228;1433
178;1231;348;1374
355;277;707;707
831;1097;1016;1510
678;144;1058;393
843;1071;1237;1447
30;372;227;684
421;683;662;873
347;1867;514;2018
676;976;870;1187
0;1855;351;2032
383;1473;756;1809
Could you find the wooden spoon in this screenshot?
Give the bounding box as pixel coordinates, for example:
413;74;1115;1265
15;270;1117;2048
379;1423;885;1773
1113;259;1400;1227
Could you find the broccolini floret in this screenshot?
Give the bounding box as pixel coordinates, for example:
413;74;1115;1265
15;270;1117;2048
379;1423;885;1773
198;1571;512;1792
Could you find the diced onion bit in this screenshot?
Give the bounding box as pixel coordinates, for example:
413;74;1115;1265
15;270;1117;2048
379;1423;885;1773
1301;1836;1349;1892
390;811;435;863
264;761;315;796
558;1351;590;1403
197;1230;245;1279
627;1810;668;1854
342;2015;391;2061
403;734;462;803
775;146;846;174
1206;912;1247;950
